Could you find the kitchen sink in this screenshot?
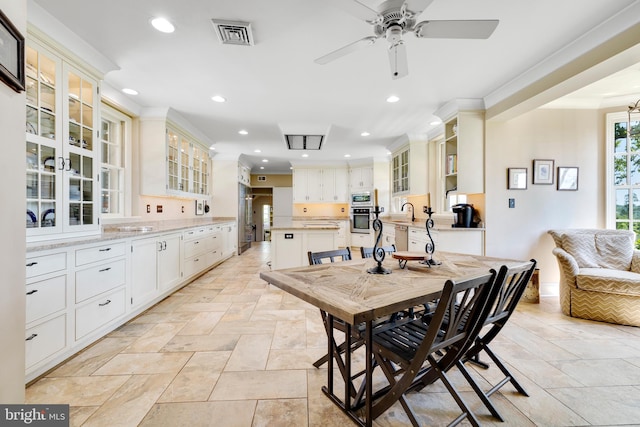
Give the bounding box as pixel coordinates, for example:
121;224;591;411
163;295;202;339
117;226;155;232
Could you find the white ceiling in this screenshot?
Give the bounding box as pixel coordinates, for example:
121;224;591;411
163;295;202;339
30;0;640;173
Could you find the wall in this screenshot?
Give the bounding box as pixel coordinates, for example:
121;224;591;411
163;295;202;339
0;0;27;401
485;109;603;285
292;203;349;218
250;174;292;187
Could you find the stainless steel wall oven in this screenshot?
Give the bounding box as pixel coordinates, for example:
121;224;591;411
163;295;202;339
350;207;371;234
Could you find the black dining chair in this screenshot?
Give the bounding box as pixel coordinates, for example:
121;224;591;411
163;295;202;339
359;244;396;258
365;269;500;426
454;259;537;421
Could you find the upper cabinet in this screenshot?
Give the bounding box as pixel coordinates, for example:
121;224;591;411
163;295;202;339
436;100;485;197
349;166;373;191
139;109;212;197
390;139;428;196
443;111;484;195
293;167;348;203
26;40;100;240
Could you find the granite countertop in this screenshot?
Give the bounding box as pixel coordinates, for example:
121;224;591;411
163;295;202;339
271;225;340;231
27;217;236;252
291;216;350;221
380;218;485;231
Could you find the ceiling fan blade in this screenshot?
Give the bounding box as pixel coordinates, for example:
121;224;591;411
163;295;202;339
315;36;378;65
388;42;408;80
415;20;499;39
403;0;436;17
326;0;380;23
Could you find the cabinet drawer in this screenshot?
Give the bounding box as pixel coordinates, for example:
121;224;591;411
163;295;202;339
26;275;67;324
75;242;126;266
183;227;211;240
25;314;67;368
75;287;126;340
26;252;67;279
184;238;211;259
75;259;126;303
184;253;212;278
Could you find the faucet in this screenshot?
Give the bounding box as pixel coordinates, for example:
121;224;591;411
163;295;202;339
401;202;415;222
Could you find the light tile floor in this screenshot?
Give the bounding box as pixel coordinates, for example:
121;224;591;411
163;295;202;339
26;242;640;426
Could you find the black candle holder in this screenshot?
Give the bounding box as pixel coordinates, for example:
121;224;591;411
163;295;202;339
422;206;441;267
367;206;391;274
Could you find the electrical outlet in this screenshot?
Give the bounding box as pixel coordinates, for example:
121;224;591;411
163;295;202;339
508;198;515;209
157;205;163;213
181;206;184;213
303;207;307;213
146;204;151;213
341;207;345;212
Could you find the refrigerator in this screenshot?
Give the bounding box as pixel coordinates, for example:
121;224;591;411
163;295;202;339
238;183;253;254
272;187;293;227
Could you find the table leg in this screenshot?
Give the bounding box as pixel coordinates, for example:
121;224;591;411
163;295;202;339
365;319;373;427
345;323;352;412
327;314;334;396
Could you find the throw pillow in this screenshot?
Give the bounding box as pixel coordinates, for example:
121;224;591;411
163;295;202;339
561;233;599;268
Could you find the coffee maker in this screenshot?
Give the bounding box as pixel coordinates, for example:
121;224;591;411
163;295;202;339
452;203;478;228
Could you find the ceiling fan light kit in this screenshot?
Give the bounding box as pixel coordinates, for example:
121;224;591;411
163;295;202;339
316;0;499;79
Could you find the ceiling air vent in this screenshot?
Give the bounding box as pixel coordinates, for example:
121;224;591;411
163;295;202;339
211;19;254;46
285;135;324;150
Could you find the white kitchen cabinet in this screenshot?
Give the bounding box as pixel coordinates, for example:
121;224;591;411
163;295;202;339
391;139;428;196
271;228;338;269
25;314;67;369
322;168;349;202
349;166;373;190
350;232;373;249
436;230;484;256
75;287;126;340
158;233;182;291
221;222;238;257
75;258;126;303
408;226;429;253
26;39;100;241
443;111;485;195
381;224;396;248
183;226;214;278
293;168;349;202
139;113;211;197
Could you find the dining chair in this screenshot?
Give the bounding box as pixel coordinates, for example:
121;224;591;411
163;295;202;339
359;244;396;258
307;248;361;375
454;259;537;421
366;270;499;427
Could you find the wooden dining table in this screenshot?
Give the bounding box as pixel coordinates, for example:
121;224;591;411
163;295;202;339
260;251;530;427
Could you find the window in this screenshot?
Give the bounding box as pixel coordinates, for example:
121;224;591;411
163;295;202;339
607;111;640;247
100;103;131;217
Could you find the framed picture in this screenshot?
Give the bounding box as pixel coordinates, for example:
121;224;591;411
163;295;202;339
195;200;204;215
507;168;527;189
557;166;579;191
0;9;25;93
532;159;554;185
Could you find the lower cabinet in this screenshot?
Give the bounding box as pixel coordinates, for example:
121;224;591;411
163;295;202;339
24;221;237;382
350;232;373;249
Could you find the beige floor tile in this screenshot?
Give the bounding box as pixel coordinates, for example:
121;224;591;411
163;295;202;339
92;352;192;375
225;334;272;371
82;373;175;427
210;370;307;400
551;358;640;386
107;322;155;338
220;301;257;321
69;406;99;427
26;376;130;406
212;319;276;335
47;337;137;377
123;322;187;353
174;302;233;312
177;311;224;336
161;333;239;352
140;401;257;427
252;398;308;427
271;319;308;350
548;385;640;425
266;348;327;370
130;311;199;324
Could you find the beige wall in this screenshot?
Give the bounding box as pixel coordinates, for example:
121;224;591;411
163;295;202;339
0;0;27;401
250;174;292;187
485;108;603;284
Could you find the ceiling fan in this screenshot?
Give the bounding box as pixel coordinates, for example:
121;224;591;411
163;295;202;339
315;0;499;79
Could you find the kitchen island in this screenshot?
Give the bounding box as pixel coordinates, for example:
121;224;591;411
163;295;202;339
270;224;339;270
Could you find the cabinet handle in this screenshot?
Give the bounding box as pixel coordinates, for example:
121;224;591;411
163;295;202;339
65;158;72;172
25;334;38;341
58;157;65;170
99;247;112;252
194;258;199;262
194;241;199;245
163;241;167;250
99;300;111;307
26;262;38;267
26;289;38;295
99;267;111;272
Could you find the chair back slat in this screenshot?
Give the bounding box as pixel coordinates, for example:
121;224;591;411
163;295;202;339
308;247;352;265
360;245;396;258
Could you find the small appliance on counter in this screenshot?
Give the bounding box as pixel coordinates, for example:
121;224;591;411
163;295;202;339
452;203;479;228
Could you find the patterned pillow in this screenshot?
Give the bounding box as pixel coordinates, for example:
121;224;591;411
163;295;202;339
595;233;634;270
561;233;599;268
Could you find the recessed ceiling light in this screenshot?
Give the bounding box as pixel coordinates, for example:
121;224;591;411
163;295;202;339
301;154;309;158
430;120;441;126
211;95;226;103
151;17;175;33
386;95;400;103
122;88;138;95
238;130;248;135
344;154;351;158
361;132;370;137
260;166;264;170
254;149;261;153
262;159;268;163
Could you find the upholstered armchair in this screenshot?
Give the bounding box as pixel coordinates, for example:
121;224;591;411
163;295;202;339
548;229;640;327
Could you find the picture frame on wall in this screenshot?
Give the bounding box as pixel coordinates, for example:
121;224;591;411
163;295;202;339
557;166;579;191
507;168;527;189
532;159;554;185
195;200;204;215
0;9;25;93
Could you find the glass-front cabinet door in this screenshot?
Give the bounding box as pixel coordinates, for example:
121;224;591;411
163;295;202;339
26;40;99;240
